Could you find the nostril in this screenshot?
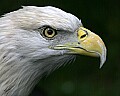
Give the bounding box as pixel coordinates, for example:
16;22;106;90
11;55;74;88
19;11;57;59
80;34;86;39
78;42;80;44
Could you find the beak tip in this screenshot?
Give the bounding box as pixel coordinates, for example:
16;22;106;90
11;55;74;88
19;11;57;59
99;62;104;69
99;47;107;69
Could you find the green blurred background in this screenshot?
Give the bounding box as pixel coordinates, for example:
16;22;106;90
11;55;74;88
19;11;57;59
0;0;119;96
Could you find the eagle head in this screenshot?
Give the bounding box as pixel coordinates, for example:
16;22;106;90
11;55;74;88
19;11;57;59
0;6;106;96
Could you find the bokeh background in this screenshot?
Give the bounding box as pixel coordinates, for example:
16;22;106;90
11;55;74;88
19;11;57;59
0;0;119;96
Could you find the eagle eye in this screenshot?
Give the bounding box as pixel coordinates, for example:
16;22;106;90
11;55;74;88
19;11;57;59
40;26;57;39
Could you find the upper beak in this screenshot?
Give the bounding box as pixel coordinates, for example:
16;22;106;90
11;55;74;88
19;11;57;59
71;27;107;68
53;27;107;68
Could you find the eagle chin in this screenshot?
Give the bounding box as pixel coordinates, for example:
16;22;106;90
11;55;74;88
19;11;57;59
0;6;106;96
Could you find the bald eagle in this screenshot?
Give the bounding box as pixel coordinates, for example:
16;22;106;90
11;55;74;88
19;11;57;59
0;6;106;96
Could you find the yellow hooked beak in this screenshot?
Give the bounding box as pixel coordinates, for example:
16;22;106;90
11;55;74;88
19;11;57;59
71;27;106;68
53;27;107;68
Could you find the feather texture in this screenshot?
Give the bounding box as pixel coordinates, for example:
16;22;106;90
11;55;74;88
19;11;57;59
0;6;81;96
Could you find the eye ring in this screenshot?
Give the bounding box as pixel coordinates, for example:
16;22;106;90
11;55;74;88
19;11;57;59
42;27;57;39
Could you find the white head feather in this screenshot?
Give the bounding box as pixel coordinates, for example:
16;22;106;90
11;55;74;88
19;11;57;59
0;6;82;96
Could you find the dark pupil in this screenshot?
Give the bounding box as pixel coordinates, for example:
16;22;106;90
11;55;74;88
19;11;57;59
47;29;53;35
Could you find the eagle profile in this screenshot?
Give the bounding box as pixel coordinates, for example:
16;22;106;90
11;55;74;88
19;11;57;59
0;6;106;96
